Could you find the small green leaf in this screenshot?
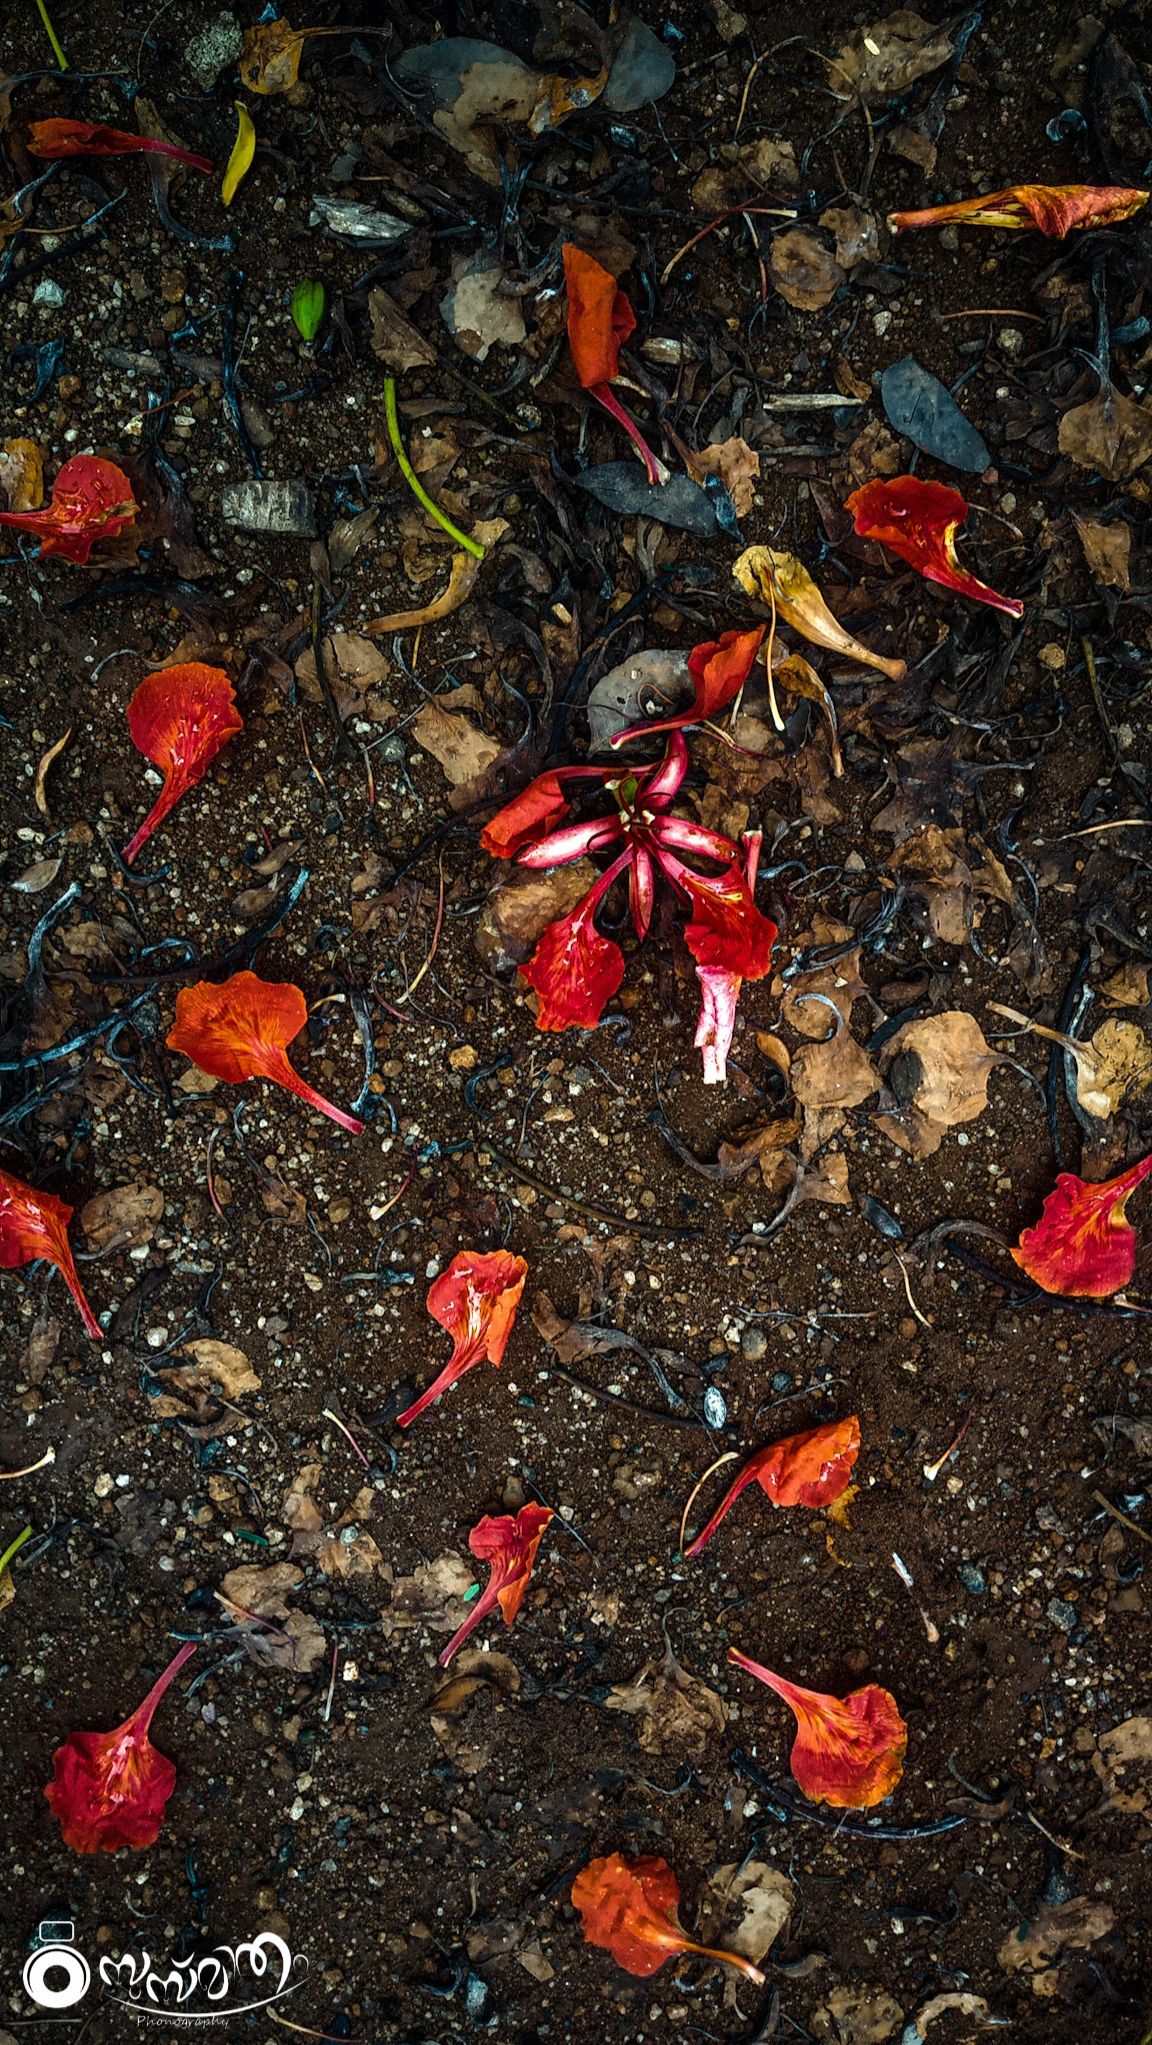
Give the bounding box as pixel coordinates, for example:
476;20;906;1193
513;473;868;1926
291;279;326;342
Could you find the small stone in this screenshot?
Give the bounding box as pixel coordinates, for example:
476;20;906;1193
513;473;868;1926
33;279;65;309
184;10;244;89
1047;1596;1077;1633
703;1386;728;1429
220;480;316;536
93;1472;115;1498
1038;642;1066;671
998;327;1023;356
959;1564;987;1595
771;1370;792;1392
448;1044;478;1071
740;1325;768;1362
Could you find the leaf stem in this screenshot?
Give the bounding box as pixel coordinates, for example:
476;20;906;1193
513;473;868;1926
0;1523;34;1581
34;0;68;69
383;377;485;559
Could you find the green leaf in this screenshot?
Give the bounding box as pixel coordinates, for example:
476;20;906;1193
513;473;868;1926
291;279;326;342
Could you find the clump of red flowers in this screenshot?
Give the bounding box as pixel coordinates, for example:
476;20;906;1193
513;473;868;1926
27;118;212;172
0;1165;102;1340
571;1852;765;1982
729;1648;907;1808
123;663;243;865
0;454;137;564
166;971;364;1134
889;182;1149;238
684;1416;860;1558
1012;1154;1152;1298
563;244;666;485
439;1502;553;1667
397;1249;528;1428
482;732;776;1083
847;476;1023;618
44;1641;198;1853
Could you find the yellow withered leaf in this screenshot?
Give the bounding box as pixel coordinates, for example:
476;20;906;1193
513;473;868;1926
221;102;256;206
734;546;906;681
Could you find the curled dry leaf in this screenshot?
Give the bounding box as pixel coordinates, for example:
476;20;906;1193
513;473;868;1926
697;1860;795;1978
1074;514;1131;591
0;436;44;511
770;227;844;311
217;1561;326;1674
389;1552;475;1632
605;1645;727;1755
283;1465;384;1577
690;436;760;517
442;254;527;360
997;1897;1116;1980
1058;380;1152;483
775;654;843;775
811;1983;903;2045
175;1339;259;1400
368;285;437;372
733;545;906;679
79;1180;164;1254
874;1011;999;1157
361;519;507;635
412;692;505;791
826;9;954;103
33;728;72;821
902;1994;996;2043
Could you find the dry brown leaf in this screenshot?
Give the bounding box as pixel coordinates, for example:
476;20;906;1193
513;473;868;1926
13;858;62;894
171;1339;260;1400
818;202;881;268
1082;1017;1152;1115
1059;382;1152;482
604;1648;727;1755
874;1011;999;1156
239;19;311;93
698;1859;795;1972
368;285;437;372
476;860;599;972
742;135;799;188
390;1551;475;1632
997;1897;1116;1978
1074;514;1131;590
770;227;844;311
361;519;507;636
791;1025;880;1110
216;1561;326;1674
80;1180;164;1254
412;694;504;788
441;255;527;360
691;436;760;516
827;10;954;102
1100;963;1150;1008
905;1994;995;2038
295;631;393;721
774;654;843;774
430;1649;521;1773
283;1465;383;1578
778;925;867;1035
33;729;72;822
811;1983;903;2044
0;437;44;511
717;1113;803;1181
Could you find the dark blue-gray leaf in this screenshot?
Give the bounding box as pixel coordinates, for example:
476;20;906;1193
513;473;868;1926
603;19;676;111
575;463;722;534
881;354;990;474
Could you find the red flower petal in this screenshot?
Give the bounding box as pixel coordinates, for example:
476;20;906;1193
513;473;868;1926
846;475;1023;618
1011;1154;1152;1297
27;118;213;172
563;243;636;389
613;626;765;746
675;858;777;981
729;1650;907;1809
481;772;573;858
0;454;137;564
520;854;629;1031
44;1641;197;1853
122;663;243;864
166;971;364;1134
397;1248;528;1428
889;183;1149;237
0;1165;102;1340
571;1852;765;1983
438;1502;553;1666
686;1416;861;1557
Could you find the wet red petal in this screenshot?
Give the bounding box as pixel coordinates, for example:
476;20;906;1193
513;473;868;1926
27;118;213;172
729;1650;907;1809
846;475;1023;618
520;859;628;1030
44;1642;197;1853
397;1249;528;1428
480;772;574;858
0;454;137;564
0;1165;102;1340
123;662;242;863
1011;1154;1152;1297
889;183;1149;237
563;243;636;389
571;1853;765;1982
166;971;363;1133
686;1416;861;1557
677;859;777;981
438;1502;553;1666
617;627;766;745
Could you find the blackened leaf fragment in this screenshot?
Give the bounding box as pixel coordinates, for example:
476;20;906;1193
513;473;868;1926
575;464;724;534
881;356;991;474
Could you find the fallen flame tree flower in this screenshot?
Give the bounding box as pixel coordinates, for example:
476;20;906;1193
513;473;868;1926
397;1249;528;1428
733;546;907;680
728;1648;907;1809
563;243;667;486
122;663;243;865
0;454;137;564
0;1166;102;1340
683;1415;861;1558
846;476;1023;618
27;117;213;172
44;1640;198;1852
571;1852;765;1982
482;734;777;1084
439;1502;553;1667
608;627;765;748
166;972;364;1135
1011;1154;1152;1298
888;183;1149;238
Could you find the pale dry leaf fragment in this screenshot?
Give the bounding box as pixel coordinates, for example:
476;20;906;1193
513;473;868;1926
770;227;844;311
12;858;62;894
412;694;505;791
874;1011;999;1157
368;284;437;372
476;860;599;973
1083;1017;1152;1115
0;436;44;511
818;202;881;268
811;1982;903;2045
171;1339;260;1400
1059;382;1152;482
361;518;507;636
283;1465;384;1578
216;1560;326;1674
997;1897;1116;1980
827;10;954;103
80;1180;165;1254
430;1647;521;1773
778;924;866;1035
903;1993;995;2042
691;436;760;517
1100;962;1150;1008
742;135;799;188
1097;1713;1152;1773
441;254;527;361
1074;514;1131;590
733;545;906;679
791;1022;880;1110
604;1647;727;1755
295;630;393;721
390;1551;475;1632
698;1859;795;1972
774;654;843;774
33;728;72;821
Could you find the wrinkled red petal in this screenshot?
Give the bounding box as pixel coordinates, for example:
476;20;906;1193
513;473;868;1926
571;1853;765;1983
729;1650;907;1809
397;1249;528;1427
847;476;1023;618
520;855;629;1030
166;971;363;1132
481;772;573;858
44;1641;197;1854
1011;1154;1152;1297
0;1166;102;1340
0;454;136;564
122;662;243;863
27;118;213;172
674;859;777;981
686;1416;861;1556
438;1502;552;1666
563;243;636;388
889;183;1149;237
613;627;765;745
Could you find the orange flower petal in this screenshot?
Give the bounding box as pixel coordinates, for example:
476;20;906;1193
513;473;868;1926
563;243;636;389
571;1852;766;1982
1011;1154;1152;1297
0;454;137;564
686;1416;861;1557
438;1501;553;1666
44;1641;197;1853
123;663;243;864
612;626;766;746
889;183;1149;238
729;1649;907;1808
166;971;363;1134
0;1165;102;1340
27;118;212;172
397;1248;528;1427
846;475;1023;618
